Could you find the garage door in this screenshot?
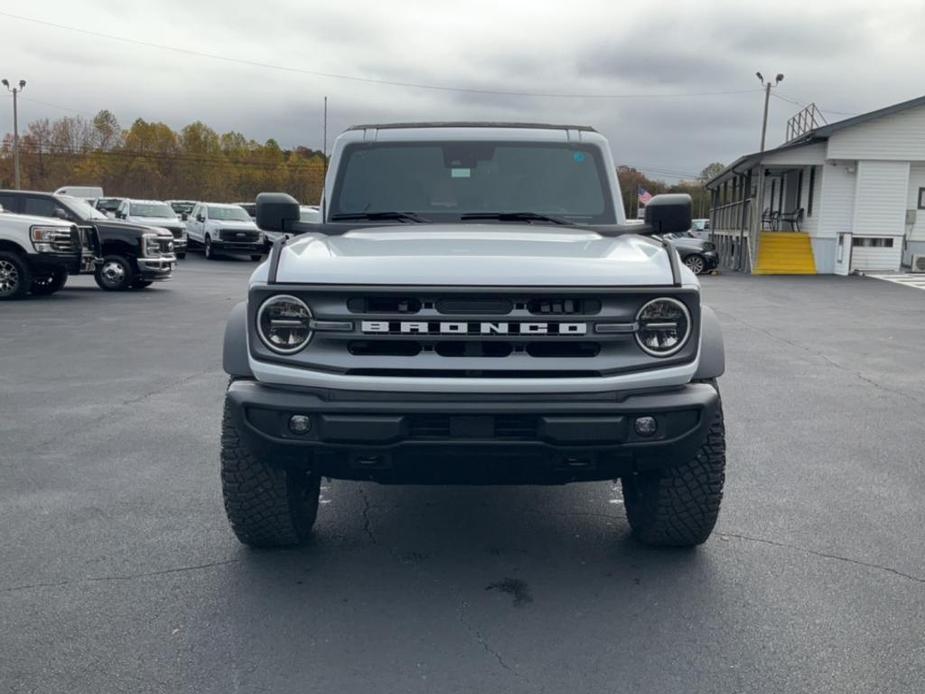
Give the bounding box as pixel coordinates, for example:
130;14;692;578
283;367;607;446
850;236;901;272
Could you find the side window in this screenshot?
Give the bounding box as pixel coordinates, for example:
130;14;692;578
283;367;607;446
0;194;19;213
23;196;58;219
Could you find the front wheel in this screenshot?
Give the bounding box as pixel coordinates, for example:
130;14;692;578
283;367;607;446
621;391;726;547
204;236;215;260
683;254;706;275
31;267;68;296
220;398;321;547
0;252;31;300
94;255;135;291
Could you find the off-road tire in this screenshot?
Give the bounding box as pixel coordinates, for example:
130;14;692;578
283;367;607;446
0;251;31;300
30;267;68;296
220;398;320;547
622;388;725;547
94;255;135;291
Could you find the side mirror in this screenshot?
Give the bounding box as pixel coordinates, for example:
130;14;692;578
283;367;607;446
256;192;300;232
196;214;204;223
181;212;188;221
54;207;69;220
644;194;692;235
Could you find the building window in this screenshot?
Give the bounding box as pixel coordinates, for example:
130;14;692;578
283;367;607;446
808;167;816;216
852;237;894;248
918;187;925;210
796;170;804;210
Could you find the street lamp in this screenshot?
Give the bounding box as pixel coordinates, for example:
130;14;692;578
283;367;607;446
2;78;27;189
756;72;783;152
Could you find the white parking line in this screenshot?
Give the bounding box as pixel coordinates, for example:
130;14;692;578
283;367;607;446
866;273;925;292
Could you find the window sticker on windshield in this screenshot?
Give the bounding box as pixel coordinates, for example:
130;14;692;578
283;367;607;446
451;168;471;178
573;152;586;163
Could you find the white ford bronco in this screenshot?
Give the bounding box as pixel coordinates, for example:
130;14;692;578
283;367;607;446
221;123;726;548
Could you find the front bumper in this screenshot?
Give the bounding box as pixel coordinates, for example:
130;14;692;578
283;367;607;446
137;254;176;280
225;380;720;484
702;251;719;269
213;240;264;254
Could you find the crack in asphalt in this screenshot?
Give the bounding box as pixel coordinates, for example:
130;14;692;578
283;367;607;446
11;367;223;458
357;486;378;545
722;531;924;585
456;602;518;676
714;309;925;407
0;557;241;594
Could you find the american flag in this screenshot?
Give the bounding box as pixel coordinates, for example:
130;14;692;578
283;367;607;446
638;186;653;205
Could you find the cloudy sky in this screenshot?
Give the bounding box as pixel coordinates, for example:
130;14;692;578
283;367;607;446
2;0;923;181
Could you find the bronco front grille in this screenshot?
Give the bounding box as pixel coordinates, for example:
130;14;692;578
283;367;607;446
249;286;701;379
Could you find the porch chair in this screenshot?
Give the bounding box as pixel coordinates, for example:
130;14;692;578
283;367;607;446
761;209;780;231
778;208;804;232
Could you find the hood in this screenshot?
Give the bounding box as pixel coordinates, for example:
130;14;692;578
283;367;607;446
0;212;73;228
127;215;184;228
94;219;169;236
210;219;257;230
272;224;674;286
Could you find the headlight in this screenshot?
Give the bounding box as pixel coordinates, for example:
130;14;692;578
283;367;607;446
30;225;70;252
635;297;691;357
143;233;161;256
257;295;313;354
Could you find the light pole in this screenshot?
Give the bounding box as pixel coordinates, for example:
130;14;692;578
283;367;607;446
756;72;783;152
2;79;26;189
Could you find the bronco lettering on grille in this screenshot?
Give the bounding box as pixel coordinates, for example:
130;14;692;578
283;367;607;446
361;321;588;335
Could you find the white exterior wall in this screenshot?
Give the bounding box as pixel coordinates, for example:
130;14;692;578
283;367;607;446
906;164;925;241
801;165;821;234
816;161;856;239
827;105;925;161
847;160;909;271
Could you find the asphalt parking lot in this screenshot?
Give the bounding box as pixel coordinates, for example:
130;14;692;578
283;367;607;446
2;257;924;693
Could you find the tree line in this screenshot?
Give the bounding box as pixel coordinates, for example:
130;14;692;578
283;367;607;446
0;110;326;203
1;109;723;213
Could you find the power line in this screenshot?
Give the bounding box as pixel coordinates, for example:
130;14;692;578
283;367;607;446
0;11;762;101
772;91;856;117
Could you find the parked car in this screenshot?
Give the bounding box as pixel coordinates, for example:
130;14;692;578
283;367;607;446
0;204;96;299
660;231;718;275
0;190;175;291
219;122;727;549
54;185;104;203
690;218;711;240
234;202;257;219
94;197;125;218
116;199;188;259
166;200;197;220
186;202;265;260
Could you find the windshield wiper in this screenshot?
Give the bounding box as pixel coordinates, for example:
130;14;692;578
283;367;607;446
459;211;572;225
329;211;429;223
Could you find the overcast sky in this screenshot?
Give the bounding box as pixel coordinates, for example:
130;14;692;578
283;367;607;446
2;0;923;181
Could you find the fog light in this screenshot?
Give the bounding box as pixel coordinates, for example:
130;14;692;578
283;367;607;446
288;414;312;434
634;416;658;437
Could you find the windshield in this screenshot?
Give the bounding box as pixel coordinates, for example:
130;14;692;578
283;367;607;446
60;195;106;220
170;201;195;214
130;202;175;218
330;141;615;224
96;198;122;211
208;206;252;222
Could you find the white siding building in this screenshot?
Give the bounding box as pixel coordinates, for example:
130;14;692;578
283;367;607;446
706;95;925;274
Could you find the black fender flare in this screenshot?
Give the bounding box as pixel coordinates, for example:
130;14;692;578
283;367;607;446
223;301;254;379
694;305;725;380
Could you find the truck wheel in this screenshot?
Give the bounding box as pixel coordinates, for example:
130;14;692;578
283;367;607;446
621;393;726;547
0;252;31;300
683;254;706;275
30;267;68;296
204;236;215;260
94;255;135;291
220;398;321;547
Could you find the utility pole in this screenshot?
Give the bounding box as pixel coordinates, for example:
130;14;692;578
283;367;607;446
756;72;783;151
2;79;26;189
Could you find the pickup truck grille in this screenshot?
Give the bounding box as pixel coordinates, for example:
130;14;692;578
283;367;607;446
221;229;259;242
249;287;701;379
165;226;184;239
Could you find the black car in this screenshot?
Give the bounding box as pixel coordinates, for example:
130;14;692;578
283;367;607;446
660;231;718;275
0;190;176;291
